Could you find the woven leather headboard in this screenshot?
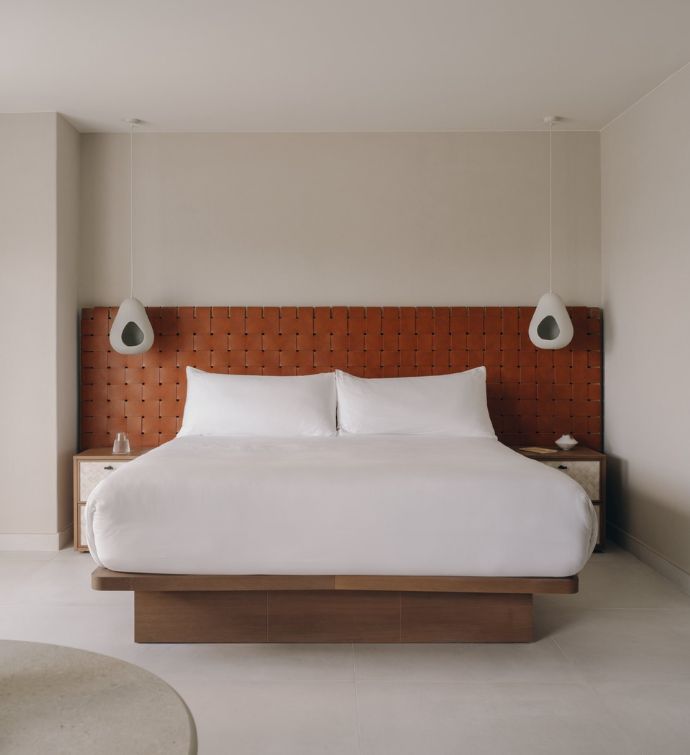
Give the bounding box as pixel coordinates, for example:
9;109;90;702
80;306;602;451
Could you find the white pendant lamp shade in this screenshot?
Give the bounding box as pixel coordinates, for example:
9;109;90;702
529;115;574;350
109;297;155;354
528;292;574;350
109;118;154;355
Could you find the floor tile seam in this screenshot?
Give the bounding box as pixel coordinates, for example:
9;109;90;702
539;606;690;613
353;680;592;689
149;676;359;687
352;643;365;755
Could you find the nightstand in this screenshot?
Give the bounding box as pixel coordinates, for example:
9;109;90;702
513;446;606;551
73;448;151;552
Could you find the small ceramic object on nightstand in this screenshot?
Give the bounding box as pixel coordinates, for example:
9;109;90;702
555;433;578;451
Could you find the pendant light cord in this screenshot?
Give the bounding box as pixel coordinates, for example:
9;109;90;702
129;121;134;299
548;117;553;294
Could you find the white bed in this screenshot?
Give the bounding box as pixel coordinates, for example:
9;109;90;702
86;436;597;577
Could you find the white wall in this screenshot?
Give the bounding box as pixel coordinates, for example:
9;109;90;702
602;64;690;577
0;114;59;544
80;132;601;307
0;123;601;549
0;113;79;548
56;115;80;536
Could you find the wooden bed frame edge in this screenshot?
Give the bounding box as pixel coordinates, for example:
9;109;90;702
92;568;577;644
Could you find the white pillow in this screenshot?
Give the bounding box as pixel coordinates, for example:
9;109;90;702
335;367;496;437
178;368;337;437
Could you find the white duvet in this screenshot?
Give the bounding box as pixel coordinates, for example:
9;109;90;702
86;436;597;577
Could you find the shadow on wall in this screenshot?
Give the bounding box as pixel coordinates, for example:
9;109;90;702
607;454;690;572
606;454;627;532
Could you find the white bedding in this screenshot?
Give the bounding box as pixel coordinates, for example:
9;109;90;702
86;436;597;577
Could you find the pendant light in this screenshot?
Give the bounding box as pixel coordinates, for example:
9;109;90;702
109;118;155;355
528;116;574;350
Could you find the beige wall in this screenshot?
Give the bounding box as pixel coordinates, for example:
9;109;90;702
80;132;601;307
0;113;79;548
56;115;80;535
0;114;59;544
602;65;690;576
0;124;601;548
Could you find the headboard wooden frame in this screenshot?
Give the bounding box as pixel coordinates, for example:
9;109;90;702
80;306;602;451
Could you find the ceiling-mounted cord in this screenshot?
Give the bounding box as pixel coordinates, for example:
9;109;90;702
124;118;143;299
129;120;134;299
544;115;558;294
548;117;552;293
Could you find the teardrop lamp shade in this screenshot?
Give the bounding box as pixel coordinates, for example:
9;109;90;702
528;292;574;350
109;298;155;355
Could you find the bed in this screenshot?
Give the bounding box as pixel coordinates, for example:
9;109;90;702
88;434;596;643
83;306;602;643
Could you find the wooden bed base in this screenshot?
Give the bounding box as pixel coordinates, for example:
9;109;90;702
92;569;577;643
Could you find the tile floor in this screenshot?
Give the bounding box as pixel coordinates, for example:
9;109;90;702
2;543;690;754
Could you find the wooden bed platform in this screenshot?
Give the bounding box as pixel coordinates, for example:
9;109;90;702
92;568;577;643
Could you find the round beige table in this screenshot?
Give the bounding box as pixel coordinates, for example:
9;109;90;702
0;640;196;755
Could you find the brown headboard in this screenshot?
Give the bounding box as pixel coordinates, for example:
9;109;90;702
80;306;602;451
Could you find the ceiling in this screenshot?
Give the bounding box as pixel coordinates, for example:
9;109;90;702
2;0;690;133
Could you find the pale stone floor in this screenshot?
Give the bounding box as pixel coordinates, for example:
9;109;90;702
2;543;690;754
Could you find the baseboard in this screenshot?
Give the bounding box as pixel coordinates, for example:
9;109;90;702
608;522;690;596
0;525;73;552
